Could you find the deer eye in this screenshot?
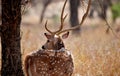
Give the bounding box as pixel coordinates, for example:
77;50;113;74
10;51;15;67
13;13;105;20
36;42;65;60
47;40;50;42
42;46;45;49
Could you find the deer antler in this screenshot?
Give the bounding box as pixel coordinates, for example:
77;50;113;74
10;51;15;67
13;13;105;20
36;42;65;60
57;0;91;34
45;20;53;34
44;0;68;35
54;0;68;34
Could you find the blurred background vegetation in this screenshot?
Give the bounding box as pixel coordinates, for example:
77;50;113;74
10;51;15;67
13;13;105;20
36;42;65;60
0;0;120;76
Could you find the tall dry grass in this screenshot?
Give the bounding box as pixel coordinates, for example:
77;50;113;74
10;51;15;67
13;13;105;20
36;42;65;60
21;19;120;76
1;1;120;75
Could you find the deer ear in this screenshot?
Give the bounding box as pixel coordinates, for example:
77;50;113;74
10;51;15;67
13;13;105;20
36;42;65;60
44;33;51;39
62;32;69;39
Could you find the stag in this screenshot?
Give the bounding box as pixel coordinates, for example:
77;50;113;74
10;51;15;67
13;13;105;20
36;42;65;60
24;0;91;76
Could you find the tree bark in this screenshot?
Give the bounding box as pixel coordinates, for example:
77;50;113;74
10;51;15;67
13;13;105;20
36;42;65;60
1;0;24;76
69;0;80;32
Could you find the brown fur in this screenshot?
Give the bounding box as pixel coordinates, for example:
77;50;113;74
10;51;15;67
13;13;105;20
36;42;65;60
24;50;74;76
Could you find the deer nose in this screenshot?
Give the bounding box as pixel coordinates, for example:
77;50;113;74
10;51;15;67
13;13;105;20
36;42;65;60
42;46;45;49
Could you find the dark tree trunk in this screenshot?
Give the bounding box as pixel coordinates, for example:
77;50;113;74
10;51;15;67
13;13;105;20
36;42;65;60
1;0;24;76
69;0;80;32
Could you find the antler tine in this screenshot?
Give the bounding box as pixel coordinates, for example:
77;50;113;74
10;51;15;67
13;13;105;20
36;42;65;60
63;14;68;21
45;20;53;34
57;0;91;34
79;0;91;26
61;0;67;23
54;0;68;34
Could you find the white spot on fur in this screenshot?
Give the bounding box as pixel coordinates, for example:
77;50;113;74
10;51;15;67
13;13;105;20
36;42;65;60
66;51;71;55
54;34;59;38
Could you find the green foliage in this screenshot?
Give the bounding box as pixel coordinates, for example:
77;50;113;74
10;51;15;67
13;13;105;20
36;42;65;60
111;3;120;20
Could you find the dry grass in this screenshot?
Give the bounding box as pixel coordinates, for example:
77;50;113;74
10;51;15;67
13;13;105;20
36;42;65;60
1;1;120;75
20;3;120;75
20;18;120;76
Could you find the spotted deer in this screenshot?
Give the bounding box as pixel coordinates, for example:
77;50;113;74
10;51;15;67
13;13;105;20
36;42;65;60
24;0;91;76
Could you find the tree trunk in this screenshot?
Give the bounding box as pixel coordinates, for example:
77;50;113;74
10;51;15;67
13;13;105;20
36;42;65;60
1;0;24;76
69;0;80;33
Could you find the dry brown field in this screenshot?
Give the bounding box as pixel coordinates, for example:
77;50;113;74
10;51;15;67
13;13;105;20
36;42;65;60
1;1;120;76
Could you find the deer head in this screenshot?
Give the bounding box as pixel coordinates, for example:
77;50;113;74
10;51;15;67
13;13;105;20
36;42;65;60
42;32;69;50
42;0;69;50
42;0;91;50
